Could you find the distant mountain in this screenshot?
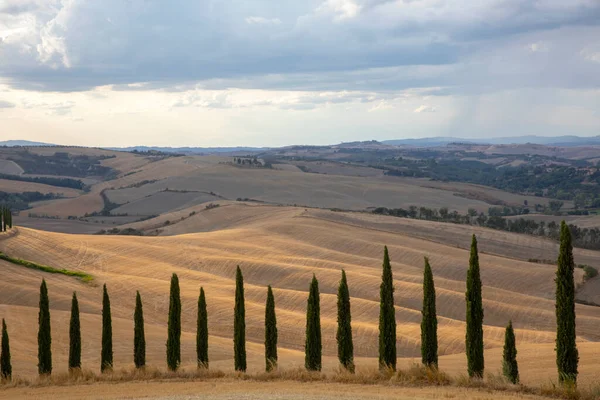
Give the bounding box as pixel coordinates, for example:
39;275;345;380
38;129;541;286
0;140;55;147
107;146;269;154
382;135;600;147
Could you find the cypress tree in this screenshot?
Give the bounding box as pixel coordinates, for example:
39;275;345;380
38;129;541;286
336;270;354;373
264;285;278;372
379;246;397;371
1;319;11;381
305;274;322;371
502;320;519;384
421;257;438;368
556;221;578;384
167;273;181;371
134;291;146;369
101;284;113;373
234;266;247;372
69;292;81;371
38;279;52;376
466;234;484;378
197;287;209;369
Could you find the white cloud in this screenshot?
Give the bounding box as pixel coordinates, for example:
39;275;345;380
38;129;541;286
581;48;600;63
414;105;436;113
316;0;361;21
245;16;282;25
526;42;548;53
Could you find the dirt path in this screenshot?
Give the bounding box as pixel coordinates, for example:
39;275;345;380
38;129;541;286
0;380;548;400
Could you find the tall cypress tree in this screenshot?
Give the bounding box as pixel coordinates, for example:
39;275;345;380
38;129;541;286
336;270;354;373
421;257;438;368
101;284;113;373
167;273;181;371
265;285;278;372
134;291;146;369
234;266;247;372
197;287;209;369
1;319;11;381
466;234;484;378
502;320;519;384
556;221;578;384
38;279;52;376
379;246;397;371
305;274;322;371
69;292;81;371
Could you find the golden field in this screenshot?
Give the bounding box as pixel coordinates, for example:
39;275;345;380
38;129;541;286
1;203;599;394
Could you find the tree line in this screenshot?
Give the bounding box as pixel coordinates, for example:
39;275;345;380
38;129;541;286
373;205;600;251
0;222;578;388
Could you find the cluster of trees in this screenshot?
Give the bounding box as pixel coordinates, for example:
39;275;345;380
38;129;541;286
9;151;114;179
0;191;61;211
0;173;86;191
372;205;600;251
0;206;12;232
0;223;579;388
380;152;600;204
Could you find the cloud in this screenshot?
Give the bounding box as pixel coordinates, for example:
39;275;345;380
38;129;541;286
0;0;598;100
526;42;548;53
245;16;282;25
0;100;16;108
414;105;436;113
581;48;600;63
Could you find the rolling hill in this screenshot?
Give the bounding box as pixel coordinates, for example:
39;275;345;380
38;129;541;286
1;204;599;387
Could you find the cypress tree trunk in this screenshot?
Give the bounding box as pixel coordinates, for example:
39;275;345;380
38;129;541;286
264;285;278;372
421;257;438;368
556;221;578;384
38;279;52;376
378;246;397;371
134;291;146;369
197;287;209;369
305;274;322;371
234;266;247;372
502;320;519;384
336;270;354;373
1;319;11;381
101;284;113;373
69;292;81;371
167;273;181;371
465;235;484;378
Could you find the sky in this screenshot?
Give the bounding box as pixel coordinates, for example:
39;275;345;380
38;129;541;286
0;0;599;147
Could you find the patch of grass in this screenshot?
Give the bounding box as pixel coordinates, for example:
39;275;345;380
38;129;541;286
0;252;92;283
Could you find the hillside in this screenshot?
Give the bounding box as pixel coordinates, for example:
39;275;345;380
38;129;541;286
1;205;600;386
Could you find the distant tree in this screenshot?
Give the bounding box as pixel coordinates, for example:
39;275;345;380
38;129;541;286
69;292;81;371
336;270;354;373
379;246;397;371
101;284;113;373
1;319;11;381
167;273;181;371
556;221;578;384
421;257;438;368
38;279;52;376
502;320;519;384
234;266;247;372
264;285;278;372
465;235;484;378
134;291;146;369
305;274;322;371
197;287;209;369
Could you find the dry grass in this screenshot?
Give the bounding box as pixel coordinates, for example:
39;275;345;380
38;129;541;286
1;365;598;400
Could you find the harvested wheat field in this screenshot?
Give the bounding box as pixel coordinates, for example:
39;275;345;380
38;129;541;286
1;205;600;390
